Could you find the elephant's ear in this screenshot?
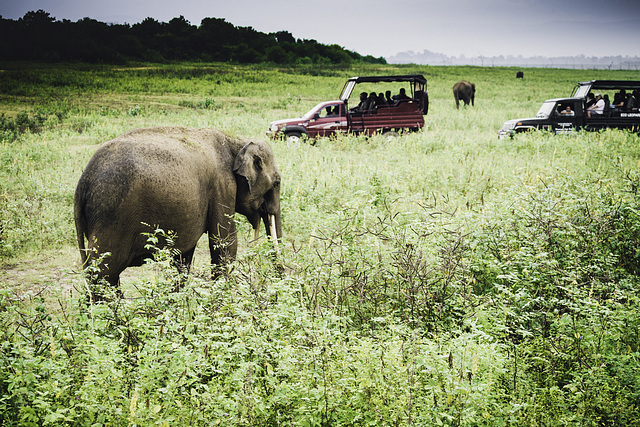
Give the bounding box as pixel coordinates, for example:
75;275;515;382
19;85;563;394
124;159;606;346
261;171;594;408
233;142;261;194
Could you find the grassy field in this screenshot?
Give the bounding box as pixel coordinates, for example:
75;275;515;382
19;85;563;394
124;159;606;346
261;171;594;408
1;62;640;426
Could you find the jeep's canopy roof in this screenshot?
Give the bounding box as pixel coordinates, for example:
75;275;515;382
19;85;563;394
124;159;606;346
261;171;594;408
573;80;640;98
346;75;427;84
577;80;640;89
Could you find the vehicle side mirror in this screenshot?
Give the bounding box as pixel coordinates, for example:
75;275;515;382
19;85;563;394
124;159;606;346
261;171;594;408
313;113;320;120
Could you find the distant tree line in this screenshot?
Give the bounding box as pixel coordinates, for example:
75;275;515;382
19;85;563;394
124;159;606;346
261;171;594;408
0;10;387;65
389;49;640;70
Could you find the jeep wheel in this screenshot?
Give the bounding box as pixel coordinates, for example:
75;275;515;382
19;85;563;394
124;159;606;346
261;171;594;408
285;132;302;148
382;131;399;141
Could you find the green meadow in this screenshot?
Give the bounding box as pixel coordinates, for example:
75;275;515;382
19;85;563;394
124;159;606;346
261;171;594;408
1;62;639;426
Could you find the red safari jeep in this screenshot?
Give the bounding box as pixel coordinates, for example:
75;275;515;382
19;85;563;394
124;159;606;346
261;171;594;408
267;75;428;145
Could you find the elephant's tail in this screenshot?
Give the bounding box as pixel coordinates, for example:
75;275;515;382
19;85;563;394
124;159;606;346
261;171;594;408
73;190;89;267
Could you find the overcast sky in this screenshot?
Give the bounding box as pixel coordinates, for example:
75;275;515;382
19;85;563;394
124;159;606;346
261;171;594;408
2;0;639;59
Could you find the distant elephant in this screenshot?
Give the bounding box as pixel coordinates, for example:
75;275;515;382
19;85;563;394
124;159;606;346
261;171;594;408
74;126;282;295
453;80;476;109
516;71;524;79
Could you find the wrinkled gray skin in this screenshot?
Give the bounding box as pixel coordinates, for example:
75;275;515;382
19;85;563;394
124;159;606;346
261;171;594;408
74;127;282;293
453;80;476;109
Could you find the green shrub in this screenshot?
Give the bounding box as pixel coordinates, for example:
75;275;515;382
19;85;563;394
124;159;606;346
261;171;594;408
468;175;640;424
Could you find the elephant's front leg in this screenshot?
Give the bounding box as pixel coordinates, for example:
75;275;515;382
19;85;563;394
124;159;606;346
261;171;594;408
171;247;195;291
208;213;238;277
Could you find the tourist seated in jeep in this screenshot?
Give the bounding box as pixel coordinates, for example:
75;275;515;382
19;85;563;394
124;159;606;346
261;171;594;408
586;93;604;117
559;105;575;116
385;91;393;104
350;92;369;113
627;91;640;110
321;105;339;117
612;91;626;108
393;88;411;102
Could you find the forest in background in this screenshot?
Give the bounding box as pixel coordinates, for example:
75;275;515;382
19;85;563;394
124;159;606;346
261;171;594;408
0;10;387;65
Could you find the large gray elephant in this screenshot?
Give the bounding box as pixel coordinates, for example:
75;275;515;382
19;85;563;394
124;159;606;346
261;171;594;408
74;126;282;294
453;80;476;109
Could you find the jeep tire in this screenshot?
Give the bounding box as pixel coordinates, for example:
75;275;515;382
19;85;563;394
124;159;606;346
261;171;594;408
285;132;302;148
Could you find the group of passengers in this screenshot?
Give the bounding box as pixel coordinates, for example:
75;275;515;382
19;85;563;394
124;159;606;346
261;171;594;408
351;88;411;113
610;89;640;111
586;90;639;117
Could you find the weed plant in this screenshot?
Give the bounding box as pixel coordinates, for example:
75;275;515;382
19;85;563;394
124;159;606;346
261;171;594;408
0;62;639;425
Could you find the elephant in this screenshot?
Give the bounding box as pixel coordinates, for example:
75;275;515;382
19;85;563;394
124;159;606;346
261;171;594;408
453;80;476;109
516;71;524;79
74;126;282;295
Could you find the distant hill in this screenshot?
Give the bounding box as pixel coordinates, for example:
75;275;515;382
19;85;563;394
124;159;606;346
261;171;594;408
387;49;640;70
0;10;387;66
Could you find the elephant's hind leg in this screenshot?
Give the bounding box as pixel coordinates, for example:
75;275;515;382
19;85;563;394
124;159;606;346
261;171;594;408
81;245;124;301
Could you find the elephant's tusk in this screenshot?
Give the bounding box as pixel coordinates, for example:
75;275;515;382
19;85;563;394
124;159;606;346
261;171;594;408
269;214;279;246
253;227;260;242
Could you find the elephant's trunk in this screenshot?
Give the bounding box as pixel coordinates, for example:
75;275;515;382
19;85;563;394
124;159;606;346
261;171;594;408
257;210;283;275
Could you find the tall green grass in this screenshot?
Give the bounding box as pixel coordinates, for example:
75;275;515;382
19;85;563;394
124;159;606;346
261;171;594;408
1;62;639;425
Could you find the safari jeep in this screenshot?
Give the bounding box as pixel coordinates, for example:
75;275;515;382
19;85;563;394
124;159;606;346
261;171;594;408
267;75;429;145
498;80;640;139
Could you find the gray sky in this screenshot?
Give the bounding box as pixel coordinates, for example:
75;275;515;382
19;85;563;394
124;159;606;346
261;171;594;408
2;0;639;59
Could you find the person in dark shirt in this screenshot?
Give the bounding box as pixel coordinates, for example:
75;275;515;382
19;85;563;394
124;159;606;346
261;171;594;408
393;88;410;101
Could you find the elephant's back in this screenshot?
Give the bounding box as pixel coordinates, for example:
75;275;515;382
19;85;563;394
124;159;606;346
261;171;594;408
76;127;227;231
453;81;473;91
84;127;230;179
109;126;224;162
118;126;226;145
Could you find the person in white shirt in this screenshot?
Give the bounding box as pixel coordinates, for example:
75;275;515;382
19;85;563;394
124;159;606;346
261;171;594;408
586;93;605;117
560;106;575;116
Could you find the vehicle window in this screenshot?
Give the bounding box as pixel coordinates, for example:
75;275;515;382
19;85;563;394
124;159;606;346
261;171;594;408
318;104;340;118
536;101;555;118
555;103;576;116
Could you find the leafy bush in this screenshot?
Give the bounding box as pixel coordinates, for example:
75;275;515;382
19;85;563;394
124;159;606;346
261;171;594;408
0;236;507;426
467;175;640;424
0;100;74;142
179;97;217;110
0;112;42;142
293;207;474;334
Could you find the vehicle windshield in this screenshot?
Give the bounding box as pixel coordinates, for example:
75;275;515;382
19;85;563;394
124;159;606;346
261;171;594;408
573;85;590;99
301;103;325;120
536;101;556;118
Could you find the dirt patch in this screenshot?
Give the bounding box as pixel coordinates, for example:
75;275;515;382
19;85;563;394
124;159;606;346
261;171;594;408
0;231;262;307
0;247;81;301
0;240;214;302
